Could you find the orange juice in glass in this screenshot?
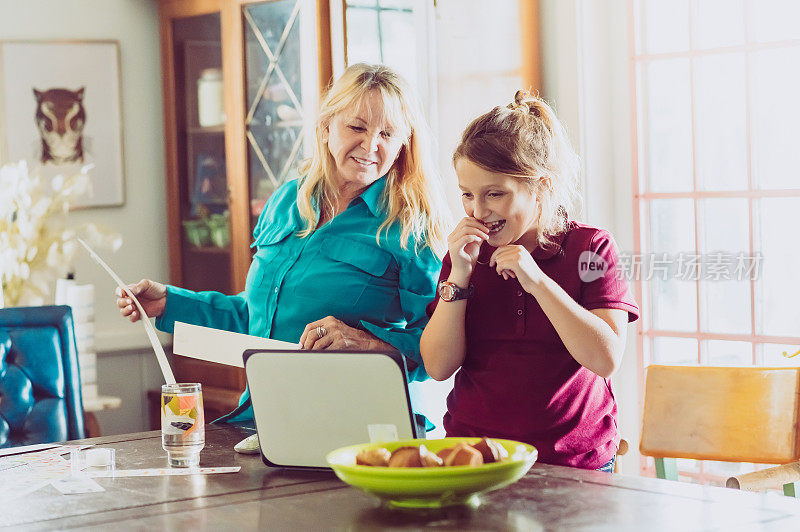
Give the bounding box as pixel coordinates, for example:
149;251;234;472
161;383;204;467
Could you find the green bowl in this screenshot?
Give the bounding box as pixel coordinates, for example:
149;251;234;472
326;437;537;508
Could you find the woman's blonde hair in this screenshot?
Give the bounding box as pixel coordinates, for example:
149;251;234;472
453;90;582;252
297;63;449;256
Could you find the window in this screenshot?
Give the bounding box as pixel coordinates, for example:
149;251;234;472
343;0;417;84
331;0;436;118
632;0;800;485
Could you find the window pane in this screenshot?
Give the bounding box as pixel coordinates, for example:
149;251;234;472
645;59;693;192
652;337;698;365
379;10;416;87
758;343;800;367
704;460;753;480
649;199;697;331
345;7;381;64
750;46;800;190
694;54;747;191
698;199;751;334
379;0;413;8
747;0;800;42
642;0;689;54
756;198;800;337
706;340;751;366
692;0;745;49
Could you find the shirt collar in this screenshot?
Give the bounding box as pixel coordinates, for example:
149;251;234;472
356;176;387;218
531;223;570;259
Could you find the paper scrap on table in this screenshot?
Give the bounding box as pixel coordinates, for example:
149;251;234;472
51;476;105;494
0;445;90;501
0;445;92;473
0;443;59;459
174;322;299;368
77;238;176;385
88;466;241;478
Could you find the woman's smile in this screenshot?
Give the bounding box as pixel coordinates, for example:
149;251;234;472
351;155;377;168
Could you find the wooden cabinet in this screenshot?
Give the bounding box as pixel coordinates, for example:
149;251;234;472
154;0;332;420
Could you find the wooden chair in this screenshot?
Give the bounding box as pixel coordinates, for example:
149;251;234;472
640;365;800;496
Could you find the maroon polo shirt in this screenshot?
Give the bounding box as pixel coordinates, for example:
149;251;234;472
426;222;639;470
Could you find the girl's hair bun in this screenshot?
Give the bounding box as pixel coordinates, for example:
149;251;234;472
510;89;540;117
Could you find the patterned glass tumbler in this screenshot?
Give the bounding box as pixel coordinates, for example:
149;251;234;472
161;383;205;467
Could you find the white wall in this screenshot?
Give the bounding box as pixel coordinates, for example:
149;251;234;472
0;0;168;351
0;0;168;433
434;0;525;218
541;0;641;474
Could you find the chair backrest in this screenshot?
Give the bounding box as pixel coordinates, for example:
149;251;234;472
0;305;85;447
640;365;800;464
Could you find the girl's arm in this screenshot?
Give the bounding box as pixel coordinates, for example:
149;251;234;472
490;244;631;378
419;266;470;381
528;275;628;378
421;217;489;380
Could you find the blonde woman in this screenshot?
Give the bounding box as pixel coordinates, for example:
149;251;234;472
420;91;639;471
116;63;449;429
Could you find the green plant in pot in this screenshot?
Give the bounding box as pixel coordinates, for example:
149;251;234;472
207;211;230;248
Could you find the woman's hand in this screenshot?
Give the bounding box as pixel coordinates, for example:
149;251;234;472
447;217;489;284
115;279;167;322
489;245;545;291
299;316;393;351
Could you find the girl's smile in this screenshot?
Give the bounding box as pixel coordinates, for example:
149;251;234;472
481;219;506;234
456;158;540;251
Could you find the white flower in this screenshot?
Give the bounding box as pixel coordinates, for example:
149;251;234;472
0;160;122;307
51;173;64;192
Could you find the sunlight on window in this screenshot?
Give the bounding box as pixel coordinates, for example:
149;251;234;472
634;0;800;484
344;0;417;87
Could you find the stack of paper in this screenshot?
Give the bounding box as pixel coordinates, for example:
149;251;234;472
56;280;98;400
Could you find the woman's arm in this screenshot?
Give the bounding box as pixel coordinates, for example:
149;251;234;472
155;285;249;335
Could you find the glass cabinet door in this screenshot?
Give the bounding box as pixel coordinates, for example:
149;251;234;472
243;0;318;229
171;12;232;294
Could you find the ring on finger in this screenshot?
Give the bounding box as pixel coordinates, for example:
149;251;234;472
316;326;327;339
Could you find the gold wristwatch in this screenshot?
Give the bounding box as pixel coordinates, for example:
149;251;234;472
437;281;474;302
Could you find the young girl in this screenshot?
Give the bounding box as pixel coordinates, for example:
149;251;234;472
420;91;639;471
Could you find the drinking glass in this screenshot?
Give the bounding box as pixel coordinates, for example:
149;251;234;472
161;383;205;467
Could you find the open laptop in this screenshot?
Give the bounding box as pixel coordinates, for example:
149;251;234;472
243;349;423;469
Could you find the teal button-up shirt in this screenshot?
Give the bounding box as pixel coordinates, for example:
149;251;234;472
156;177;441;425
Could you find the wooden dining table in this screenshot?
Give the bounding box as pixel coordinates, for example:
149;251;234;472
4;424;800;531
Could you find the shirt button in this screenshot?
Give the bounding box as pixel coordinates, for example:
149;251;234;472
517;291;523;297
517;309;523;316
274;287;279;293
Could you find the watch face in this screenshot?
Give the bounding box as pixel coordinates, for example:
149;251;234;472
439;282;456;301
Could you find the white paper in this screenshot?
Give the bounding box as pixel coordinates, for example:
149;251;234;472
88;466;240;477
0;443;58;459
173;322;299;368
77;238;176;384
51;476;105;494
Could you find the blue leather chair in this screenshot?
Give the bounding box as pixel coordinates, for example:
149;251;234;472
0;305;85;448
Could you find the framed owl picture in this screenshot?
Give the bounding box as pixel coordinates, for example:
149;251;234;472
0;40;125;208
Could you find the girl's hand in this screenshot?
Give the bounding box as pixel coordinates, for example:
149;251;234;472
299;316;389;351
489;245;545;291
115;279;167;322
447;217;489;282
